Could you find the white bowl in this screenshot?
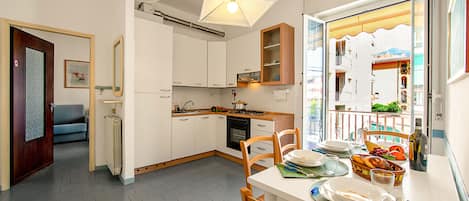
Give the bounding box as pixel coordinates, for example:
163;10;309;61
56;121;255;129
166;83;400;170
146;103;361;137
318;140;351;152
320;177;396;201
285;150;325;167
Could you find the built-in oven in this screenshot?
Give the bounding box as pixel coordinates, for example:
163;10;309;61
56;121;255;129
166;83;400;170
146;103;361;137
227;116;250;152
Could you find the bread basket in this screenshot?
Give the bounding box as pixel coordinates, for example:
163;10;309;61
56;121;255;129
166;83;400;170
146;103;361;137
350;154;406;186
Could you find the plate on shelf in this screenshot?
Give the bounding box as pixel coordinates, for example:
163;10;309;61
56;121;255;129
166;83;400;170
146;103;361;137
320;177;396;201
317;140;351;153
284;150;325;167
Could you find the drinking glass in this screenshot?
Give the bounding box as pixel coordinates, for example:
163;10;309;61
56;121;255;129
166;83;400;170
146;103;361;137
324;154;339;176
370;169;395;192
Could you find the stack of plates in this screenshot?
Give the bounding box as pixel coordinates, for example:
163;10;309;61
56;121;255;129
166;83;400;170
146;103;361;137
319;177;396;201
284;150;325;167
317;140;352;153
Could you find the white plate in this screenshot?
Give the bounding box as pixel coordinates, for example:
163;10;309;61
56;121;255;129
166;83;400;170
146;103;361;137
320;177;396;201
318;140;351;152
285;150;325;167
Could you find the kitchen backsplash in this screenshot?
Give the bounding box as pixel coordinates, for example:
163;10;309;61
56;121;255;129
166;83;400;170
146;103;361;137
172;87;222;109
220;84;295;113
173;84;296;113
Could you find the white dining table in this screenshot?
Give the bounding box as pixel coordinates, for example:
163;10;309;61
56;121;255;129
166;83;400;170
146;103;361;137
248;155;459;201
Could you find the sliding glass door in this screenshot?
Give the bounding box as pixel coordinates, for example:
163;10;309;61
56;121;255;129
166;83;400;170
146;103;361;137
303;16;326;149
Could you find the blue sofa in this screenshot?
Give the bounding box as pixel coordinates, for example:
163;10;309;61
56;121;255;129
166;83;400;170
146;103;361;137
53;104;88;143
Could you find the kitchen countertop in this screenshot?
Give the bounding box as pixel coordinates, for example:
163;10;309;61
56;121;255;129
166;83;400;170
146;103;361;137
171;109;294;121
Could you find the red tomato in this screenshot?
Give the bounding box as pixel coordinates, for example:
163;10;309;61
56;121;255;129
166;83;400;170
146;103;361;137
389;150;406;160
389;145;405;154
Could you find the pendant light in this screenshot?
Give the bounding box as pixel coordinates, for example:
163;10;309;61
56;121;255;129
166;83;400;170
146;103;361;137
199;0;278;27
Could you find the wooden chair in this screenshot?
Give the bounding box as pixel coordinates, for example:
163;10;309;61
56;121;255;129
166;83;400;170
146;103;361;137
240;187;261;201
240;136;274;201
273;128;302;164
362;130;410;144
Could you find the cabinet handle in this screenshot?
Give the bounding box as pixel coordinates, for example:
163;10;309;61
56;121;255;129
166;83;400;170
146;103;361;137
173;81;182;84
160;89;171;92
256;147;267;151
179;118;189;121
257;124;266;128
228;83;235;86
244;68;251;72
160;96;171;98
218;116;225;119
201;117;209;119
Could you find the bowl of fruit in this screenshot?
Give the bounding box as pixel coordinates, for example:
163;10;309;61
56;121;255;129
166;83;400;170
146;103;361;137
366;141;407;162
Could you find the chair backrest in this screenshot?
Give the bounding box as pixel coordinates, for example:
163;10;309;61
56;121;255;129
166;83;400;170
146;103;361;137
240;187;260;201
362;130;410;144
273;128;301;164
240;135;274;190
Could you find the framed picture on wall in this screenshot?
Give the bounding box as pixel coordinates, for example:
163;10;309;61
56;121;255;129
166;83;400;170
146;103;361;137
64;60;90;88
448;0;469;82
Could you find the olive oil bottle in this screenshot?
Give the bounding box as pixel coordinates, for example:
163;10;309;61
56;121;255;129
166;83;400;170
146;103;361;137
409;118;427;171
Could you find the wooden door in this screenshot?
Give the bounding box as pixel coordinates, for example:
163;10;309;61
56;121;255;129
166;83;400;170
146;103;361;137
11;27;54;185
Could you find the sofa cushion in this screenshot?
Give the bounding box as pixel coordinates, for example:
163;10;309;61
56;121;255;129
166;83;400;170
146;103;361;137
54;105;85;125
53;123;87;135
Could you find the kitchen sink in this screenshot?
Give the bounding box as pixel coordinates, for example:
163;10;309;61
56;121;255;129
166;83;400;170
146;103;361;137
173;110;202;115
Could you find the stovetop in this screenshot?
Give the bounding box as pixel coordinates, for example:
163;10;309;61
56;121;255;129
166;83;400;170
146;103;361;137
229;110;265;116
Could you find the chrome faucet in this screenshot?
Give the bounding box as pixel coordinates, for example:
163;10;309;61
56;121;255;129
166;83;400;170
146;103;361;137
182;100;195;112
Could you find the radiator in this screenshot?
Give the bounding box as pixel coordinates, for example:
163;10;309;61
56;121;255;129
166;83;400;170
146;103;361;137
104;115;122;176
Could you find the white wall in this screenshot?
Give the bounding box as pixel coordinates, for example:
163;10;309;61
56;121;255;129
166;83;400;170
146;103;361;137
439;0;469;193
0;0;127;188
24;29;90;110
373;69;398;104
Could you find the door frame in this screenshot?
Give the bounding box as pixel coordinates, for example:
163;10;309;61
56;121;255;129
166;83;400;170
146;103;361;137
0;18;96;190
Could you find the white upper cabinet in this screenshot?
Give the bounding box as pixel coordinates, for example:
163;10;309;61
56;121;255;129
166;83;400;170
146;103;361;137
226;31;261;87
173;33;208;87
135;17;173;93
207;41;227;88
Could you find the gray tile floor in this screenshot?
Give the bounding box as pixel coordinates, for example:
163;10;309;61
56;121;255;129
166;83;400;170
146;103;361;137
0;142;249;201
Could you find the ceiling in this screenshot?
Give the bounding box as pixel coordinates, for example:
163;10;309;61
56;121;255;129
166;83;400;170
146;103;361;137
157;0;204;16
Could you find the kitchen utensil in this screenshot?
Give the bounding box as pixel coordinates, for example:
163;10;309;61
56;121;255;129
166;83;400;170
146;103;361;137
232;100;247;110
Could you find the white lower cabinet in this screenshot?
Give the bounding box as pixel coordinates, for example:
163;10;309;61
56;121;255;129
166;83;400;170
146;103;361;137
214;115;227;150
171;117;196;159
172;115;218;160
250;119;276;168
195;115;216;153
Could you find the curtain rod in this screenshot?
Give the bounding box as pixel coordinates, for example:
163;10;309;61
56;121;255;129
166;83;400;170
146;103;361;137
137;2;226;38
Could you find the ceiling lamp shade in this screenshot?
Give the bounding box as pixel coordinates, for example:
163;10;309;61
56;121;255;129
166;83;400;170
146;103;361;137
199;0;278;27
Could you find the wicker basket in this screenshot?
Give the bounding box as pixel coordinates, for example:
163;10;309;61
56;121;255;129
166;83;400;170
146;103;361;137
350;154;406;186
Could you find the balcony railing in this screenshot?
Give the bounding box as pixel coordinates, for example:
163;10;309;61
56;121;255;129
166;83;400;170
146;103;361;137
327;110;412;143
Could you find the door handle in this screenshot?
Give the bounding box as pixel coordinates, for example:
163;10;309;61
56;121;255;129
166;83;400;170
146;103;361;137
257;124;266;128
49;103;55;112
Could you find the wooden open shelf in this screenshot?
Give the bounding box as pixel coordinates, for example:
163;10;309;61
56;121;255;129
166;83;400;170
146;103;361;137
260;23;294;85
